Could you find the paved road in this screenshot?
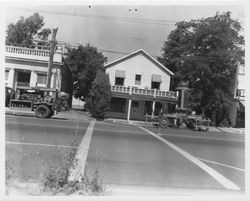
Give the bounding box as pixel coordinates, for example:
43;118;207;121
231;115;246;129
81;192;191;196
86;122;244;192
5;115;245;193
149;127;245;190
5;115;90;180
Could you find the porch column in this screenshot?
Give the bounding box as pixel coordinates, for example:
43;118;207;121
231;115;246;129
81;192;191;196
56;68;61;90
152;101;156;117
30;70;37;87
127;98;132;121
8;68;15;88
180;89;185;108
51;70;56;89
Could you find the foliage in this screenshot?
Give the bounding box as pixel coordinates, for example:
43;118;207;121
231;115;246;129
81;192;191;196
54;96;70;112
6;13;51;47
85;70;111;120
158;12;244;126
5;159;17;186
65;44;107;102
41;138;104;195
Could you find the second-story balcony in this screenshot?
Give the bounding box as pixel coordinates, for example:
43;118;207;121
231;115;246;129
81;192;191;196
111;85;179;101
5;45;62;63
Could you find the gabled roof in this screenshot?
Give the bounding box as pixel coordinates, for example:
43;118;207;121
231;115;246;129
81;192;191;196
104;49;174;76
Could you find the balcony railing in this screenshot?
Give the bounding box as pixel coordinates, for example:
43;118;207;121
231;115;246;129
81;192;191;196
5;45;62;63
111;85;178;100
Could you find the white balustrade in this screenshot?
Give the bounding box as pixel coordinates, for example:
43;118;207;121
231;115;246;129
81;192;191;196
111;85;178;99
5;45;62;63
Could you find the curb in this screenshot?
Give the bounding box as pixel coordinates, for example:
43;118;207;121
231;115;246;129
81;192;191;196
5;108;92;121
104;118;245;135
217;127;245;135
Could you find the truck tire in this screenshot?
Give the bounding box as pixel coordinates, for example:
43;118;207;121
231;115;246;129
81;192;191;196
35;105;51;118
160;119;169;128
47;110;55;118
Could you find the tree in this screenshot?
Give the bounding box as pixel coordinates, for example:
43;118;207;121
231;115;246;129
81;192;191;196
158;12;244;126
65;44;107;101
6;13;51;47
85;70;111;120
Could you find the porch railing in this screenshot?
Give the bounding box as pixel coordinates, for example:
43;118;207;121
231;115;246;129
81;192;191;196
111;85;178;99
5;45;62;63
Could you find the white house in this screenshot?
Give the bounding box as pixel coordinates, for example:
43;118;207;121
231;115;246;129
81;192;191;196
105;49;178;121
5;45;63;90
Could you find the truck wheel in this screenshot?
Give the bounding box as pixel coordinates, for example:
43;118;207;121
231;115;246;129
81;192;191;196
160;119;169;128
35;105;51;118
47;111;55;118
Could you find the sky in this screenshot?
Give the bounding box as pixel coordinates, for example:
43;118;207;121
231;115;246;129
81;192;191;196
3;2;245;63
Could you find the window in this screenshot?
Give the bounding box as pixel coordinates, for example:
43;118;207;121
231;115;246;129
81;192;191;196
151;74;161;90
135;74;141;85
37;73;47;84
5;70;9;81
151;82;160;90
109;97;126;113
115;77;124;86
132;101;139;108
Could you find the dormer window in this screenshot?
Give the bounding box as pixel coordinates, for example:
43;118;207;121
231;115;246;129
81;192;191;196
115;70;125;86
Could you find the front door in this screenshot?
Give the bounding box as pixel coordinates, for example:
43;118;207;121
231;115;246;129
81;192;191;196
130;100;142;120
17;71;31;87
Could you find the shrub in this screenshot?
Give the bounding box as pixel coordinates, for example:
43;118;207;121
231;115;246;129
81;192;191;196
85;70;111;120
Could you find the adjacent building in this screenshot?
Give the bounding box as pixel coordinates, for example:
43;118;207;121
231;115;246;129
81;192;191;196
5;45;63;90
105;49;178;121
229;64;245;128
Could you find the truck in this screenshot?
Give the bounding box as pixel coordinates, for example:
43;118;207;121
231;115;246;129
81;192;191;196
7;86;70;119
145;107;211;131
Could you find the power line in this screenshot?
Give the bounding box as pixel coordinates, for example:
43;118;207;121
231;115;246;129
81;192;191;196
10;7;176;26
57;40;159;58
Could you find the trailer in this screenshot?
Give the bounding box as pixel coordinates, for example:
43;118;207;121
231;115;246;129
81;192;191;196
8;86;69;118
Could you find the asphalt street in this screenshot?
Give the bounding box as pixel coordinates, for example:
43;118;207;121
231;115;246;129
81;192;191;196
5;114;245;193
5;115;89;180
86;121;245;191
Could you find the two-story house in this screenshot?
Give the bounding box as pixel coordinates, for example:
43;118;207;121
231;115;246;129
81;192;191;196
5;45;73;105
105;49;178;121
229;64;245;128
5;45;63;90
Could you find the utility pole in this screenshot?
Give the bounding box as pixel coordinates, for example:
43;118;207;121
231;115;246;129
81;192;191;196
46;27;58;89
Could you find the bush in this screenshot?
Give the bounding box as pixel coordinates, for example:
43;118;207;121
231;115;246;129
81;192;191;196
85;70;111;120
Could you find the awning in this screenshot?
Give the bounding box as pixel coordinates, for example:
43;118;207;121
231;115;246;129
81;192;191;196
115;70;126;78
152;74;162;82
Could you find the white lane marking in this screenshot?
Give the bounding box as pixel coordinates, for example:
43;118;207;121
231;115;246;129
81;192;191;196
197;157;245;172
5;141;75;149
69;120;96;181
138;126;241;191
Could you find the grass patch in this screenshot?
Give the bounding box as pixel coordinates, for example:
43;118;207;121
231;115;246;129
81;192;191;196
40;139;105;195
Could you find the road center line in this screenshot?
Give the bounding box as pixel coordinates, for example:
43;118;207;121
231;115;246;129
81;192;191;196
5;141;75;148
69;119;96;181
138;126;241;191
197;157;245;172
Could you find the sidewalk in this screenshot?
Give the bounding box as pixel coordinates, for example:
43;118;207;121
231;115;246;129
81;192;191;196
5;107;91;121
104;118;245;135
5;108;245;135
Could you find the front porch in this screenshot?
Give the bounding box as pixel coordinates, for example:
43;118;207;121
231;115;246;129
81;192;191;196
107;86;178;121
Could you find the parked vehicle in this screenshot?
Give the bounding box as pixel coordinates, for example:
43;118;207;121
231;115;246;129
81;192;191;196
145;108;211;132
8;86;70;118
